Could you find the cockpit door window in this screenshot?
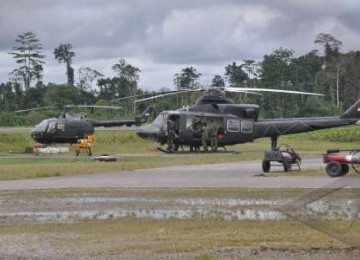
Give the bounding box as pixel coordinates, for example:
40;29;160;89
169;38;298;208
47;122;56;132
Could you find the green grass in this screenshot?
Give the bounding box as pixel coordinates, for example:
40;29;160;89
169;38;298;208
2;126;360;155
1;127;360;180
0;153;254;180
0;219;353;255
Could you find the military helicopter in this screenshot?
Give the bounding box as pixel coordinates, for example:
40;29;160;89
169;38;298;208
30;105;153;144
29;89;196;145
136;87;360;152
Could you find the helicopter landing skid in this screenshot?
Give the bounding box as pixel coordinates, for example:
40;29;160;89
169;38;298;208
156;147;235;154
157;147;174;153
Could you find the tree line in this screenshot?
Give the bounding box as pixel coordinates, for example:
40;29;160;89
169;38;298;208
1;31;360;126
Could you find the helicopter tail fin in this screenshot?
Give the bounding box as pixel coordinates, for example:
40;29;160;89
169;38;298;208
135;106;154;126
340;99;360;119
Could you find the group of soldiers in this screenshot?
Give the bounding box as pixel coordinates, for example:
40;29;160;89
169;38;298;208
166;117;219;152
192;118;219;152
200;119;219;152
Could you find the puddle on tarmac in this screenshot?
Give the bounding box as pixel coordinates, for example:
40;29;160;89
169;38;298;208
0;208;286;222
49;197;284;206
1;196;359;222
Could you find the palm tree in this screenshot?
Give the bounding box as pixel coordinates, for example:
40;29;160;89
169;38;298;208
54;43;75;86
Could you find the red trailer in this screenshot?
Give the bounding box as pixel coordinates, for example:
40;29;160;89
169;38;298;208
323;149;360;177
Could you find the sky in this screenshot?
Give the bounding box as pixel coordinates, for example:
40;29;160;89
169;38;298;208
1;0;360;91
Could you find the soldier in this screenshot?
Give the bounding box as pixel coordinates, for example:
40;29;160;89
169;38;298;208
208;119;218;151
192;117;202;138
166;117;176;152
201;122;209;151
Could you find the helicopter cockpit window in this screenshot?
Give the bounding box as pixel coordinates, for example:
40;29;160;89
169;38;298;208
47;121;56;132
36;120;49;132
152;112;166;128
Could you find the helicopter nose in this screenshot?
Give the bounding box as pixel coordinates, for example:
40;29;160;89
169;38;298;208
31;128;44;143
31;125;53;144
136;126;149;139
136;125;158;140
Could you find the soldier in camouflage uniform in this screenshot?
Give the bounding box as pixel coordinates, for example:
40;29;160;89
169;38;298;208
166;117;176;152
190;117;202;151
201;122;209;151
208;120;218;151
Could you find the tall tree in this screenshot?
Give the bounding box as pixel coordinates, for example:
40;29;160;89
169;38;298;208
326;52;345;107
314;34;343;106
77;66;103;92
242;59;260;85
224;62;248;86
112;58;141;113
173;66;201;90
314;33;342;66
261;48;297;117
9;32;45;91
211;74;225;88
54;43;75;86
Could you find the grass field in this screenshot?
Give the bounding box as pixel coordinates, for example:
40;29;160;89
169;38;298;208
1;219;354;257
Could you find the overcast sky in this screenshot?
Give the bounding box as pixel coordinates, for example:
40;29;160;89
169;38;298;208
1;0;359;91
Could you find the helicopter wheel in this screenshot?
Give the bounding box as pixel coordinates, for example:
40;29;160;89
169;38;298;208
262;160;270;173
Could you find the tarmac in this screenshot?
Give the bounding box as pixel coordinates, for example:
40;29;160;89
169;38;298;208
1;157;360;190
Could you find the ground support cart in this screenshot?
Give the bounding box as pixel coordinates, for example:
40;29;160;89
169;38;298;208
262;144;302;173
323;149;360;177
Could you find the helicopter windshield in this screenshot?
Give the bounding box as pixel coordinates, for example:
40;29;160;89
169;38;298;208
47;121;56;132
33;119;60;133
152;112;167;128
34;119;50;132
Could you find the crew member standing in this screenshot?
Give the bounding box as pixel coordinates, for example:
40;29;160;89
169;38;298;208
201;122;209;152
166;117;176;152
209;119;218;151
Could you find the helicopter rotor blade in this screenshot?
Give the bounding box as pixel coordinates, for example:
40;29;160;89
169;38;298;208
225;87;324;96
111;88;203;102
229;90;263;96
64;105;123;110
111;93;152;102
14;106;57;113
135;88;202;103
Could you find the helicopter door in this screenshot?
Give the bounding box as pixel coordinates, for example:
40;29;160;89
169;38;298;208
167;114;180;137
